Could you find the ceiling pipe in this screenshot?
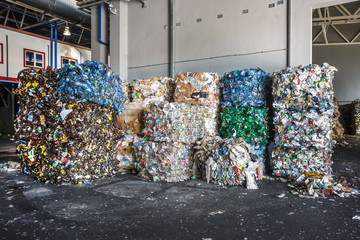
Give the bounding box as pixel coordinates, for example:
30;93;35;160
14;0;91;28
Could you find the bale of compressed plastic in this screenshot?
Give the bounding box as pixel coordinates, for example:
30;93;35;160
352;99;360;135
192;137;263;188
221;69;272;108
133;139;192;182
114;102;145;135
271;63;336;178
14;68;59;169
130;76;173;103
272;63;337;110
332;98;345;141
115;134;142;173
56;60;127;113
173;72;220;106
143;102;217;144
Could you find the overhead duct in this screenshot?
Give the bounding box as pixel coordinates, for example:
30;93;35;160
15;0;91;27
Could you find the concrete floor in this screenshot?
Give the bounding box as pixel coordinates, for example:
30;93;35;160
0;136;359;240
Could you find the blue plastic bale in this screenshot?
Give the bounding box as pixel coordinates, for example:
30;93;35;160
221;69;272;108
56;60;126;113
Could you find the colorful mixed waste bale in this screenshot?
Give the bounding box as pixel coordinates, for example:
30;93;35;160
143;102;217;144
352;99;360;135
220;69;271;166
56;60;127;113
14;62;127;184
192;137;263;188
271;63;337;178
133;139;192;182
221;69;272;108
173;72;220;106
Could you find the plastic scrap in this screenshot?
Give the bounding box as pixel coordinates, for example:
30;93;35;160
288;173;360;198
352;99;360;135
271;63;337;178
272;63;336;111
114;102;145;135
129;76;173;103
56;60;126;113
173;72;220;106
143;102;217;144
133;139;192;182
14;68;124;184
192;136;263;188
115;134;141;173
332;98;345;141
221;69;272;108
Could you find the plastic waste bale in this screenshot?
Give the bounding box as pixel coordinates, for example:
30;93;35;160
272;63;337;110
129;76;173;103
114;102;145;135
14;68;59;173
192;137;263;188
173;72;220;106
332;98;345;141
271;63;337;178
133;139;192;182
352;99;360;135
221;69;272;108
56;60;127;113
115;134;142;173
143;102;217;144
35;100;122;183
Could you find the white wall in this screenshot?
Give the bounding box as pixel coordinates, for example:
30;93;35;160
313;45;360;103
0;26;91;83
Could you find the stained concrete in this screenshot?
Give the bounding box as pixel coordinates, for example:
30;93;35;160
1;136;359;240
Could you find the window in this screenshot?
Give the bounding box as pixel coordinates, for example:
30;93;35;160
24;49;45;68
61;56;78;67
0;43;3;64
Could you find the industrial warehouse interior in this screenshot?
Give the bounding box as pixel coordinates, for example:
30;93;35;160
0;0;360;239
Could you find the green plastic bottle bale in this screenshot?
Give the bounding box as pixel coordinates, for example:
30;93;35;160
220;107;269;145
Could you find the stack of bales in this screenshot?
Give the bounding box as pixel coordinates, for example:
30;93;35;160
271;63;337;178
220;69;272;168
134;72;220;182
14;61;127;184
352;99;360;135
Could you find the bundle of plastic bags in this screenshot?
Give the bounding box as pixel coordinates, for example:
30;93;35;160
192;137;263;188
143;102;217;144
133;139;192;182
173;72;220;106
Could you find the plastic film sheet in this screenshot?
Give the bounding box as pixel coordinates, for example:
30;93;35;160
129;77;173;103
220;107;268;145
273;108;334;149
133;140;192;182
114;102;145;135
192;137;263;189
272;63;337;110
143;102;217;144
353;99;360;135
173;72;220;106
56;60;127;113
221;69;272;108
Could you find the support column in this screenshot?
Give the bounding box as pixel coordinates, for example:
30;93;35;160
109;0;128;79
91;3;108;64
